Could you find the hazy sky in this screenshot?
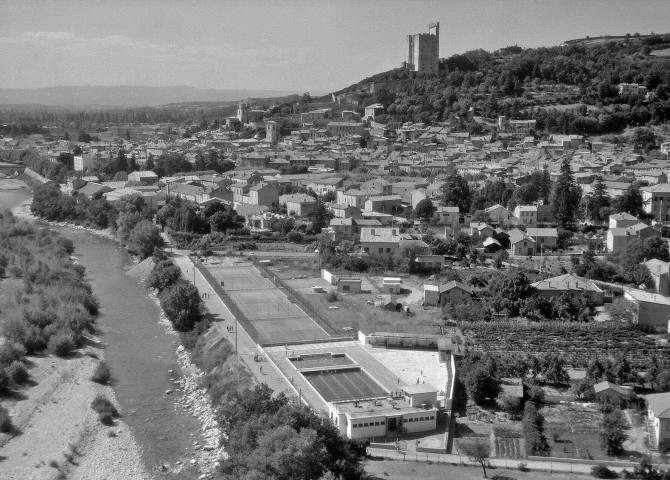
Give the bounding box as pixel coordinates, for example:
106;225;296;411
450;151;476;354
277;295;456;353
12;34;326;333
1;0;668;93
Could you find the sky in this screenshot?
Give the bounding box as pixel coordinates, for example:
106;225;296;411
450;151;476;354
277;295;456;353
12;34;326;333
1;0;669;94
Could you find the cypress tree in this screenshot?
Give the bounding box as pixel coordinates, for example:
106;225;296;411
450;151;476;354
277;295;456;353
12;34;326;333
551;157;581;229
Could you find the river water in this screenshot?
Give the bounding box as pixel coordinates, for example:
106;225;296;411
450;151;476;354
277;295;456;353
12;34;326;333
0;184;204;478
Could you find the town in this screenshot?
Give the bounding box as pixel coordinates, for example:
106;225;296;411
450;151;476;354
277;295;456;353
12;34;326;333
2;10;670;480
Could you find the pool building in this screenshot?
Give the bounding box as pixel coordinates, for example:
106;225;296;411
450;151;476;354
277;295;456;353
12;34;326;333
269;348;440;440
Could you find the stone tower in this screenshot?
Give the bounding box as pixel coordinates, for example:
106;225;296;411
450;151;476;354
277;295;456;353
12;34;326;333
406;22;439;75
266;120;278;143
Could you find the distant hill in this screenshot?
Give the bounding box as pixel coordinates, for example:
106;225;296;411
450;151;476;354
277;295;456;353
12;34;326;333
0;85;303;108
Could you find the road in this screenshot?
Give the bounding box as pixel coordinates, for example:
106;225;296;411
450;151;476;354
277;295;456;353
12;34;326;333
170;253;298;400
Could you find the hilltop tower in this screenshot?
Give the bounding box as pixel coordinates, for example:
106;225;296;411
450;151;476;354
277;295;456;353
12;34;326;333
266;120;278;143
405;22;439;75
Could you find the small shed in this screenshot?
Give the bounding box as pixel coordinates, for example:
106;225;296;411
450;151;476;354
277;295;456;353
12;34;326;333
594;381;633;409
382;277;403;294
377;295;399;311
337;278;362;294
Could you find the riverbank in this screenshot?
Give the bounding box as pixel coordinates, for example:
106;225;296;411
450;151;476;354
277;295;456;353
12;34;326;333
2;185;220;479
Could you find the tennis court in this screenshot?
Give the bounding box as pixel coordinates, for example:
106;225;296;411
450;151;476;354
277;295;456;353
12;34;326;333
207;264;331;345
209;265;276;291
302;368;388;402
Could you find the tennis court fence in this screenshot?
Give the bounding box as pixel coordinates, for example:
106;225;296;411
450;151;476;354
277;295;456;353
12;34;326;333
191;256;263;345
252;259;356;341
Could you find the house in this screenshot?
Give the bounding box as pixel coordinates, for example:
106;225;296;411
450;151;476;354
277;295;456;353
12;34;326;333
536;204;554;224
483;236;502;252
526;227;559;253
644;259;670;297
337;278;362;294
594;382;633;409
642;184;670;221
514;205;537;225
609;212;639;229
327;218;356;241
624;289;670;328
381;277;403;294
128;170;159;185
470;222;494;238
167;182;210;204
364;103;385;121
280;194;317;217
73;153;97;172
423;281;473;307
307;177;343;196
485;204;513;224
509;228;536;256
248;182;279;207
435;206;460;225
606;223;660;253
75;182;114;199
415;255;445;270
645;392;670;450
329;203;359;218
531;274;604;306
337;189;370;209
360;227;400;257
364;195;402;214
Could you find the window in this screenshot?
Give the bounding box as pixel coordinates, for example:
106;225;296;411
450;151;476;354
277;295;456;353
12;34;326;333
386;248;391;253
378;248;383;253
343;285;350;292
403;418;408;423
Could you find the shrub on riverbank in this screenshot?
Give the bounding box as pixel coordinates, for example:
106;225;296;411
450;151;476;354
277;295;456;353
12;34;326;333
0;213;98;358
91;362;111;385
0;404;13;433
91;395;119;426
158;280;204;331
146;259;182;291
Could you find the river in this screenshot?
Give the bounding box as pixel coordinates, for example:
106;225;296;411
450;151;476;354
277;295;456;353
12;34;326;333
1;183;205;478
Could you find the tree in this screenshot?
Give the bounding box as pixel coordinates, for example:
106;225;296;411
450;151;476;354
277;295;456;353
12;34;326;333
464;366;501;405
146;259;182;291
247;426;328;480
606;296;636;323
522;401;548;455
587;177;611;222
459;437;491;478
600;409;628;456
441;173;471;213
209;209;244;233
551;157;581;229
632;127;657;152
614;183;645;217
307;197;332;234
127;220;164;259
414;198;435;220
496;392;522;415
158;279;203;331
493;271;536;316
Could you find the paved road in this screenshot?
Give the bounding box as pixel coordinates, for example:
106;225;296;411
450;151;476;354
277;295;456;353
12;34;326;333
171;253;298;400
367;447;630;476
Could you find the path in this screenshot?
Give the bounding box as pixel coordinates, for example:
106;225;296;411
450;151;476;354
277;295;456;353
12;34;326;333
170;254;297;399
367;447;628;476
